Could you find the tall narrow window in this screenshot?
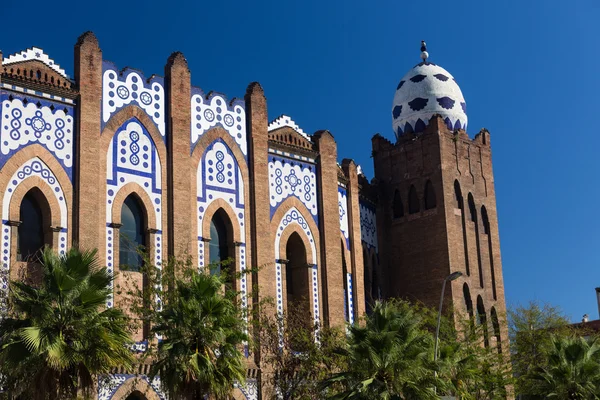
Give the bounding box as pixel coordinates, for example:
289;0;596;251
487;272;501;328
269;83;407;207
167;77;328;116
477;296;489;348
424;180;437;210
286;232;310;328
481;206;497;300
455;180;470;276
120;195;146;271
408;185;420;214
18;191;46;262
209;210;232;277
393;190;404;218
463;283;473;320
491;307;502;354
469;193;484;288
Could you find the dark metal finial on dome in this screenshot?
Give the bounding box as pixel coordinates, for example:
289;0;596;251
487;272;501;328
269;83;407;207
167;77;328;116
420;40;429;62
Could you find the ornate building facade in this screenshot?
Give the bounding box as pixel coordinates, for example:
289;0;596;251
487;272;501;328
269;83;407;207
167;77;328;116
0;34;507;399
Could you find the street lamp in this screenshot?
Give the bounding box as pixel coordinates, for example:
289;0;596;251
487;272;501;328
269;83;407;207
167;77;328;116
434;271;463;363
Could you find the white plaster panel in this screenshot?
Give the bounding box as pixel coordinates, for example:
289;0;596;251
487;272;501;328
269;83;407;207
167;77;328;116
191;92;246;156
268;157;317;219
102;68;165;138
1;98;74;168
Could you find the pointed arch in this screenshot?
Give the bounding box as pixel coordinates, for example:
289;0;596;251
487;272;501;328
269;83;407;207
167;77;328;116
468;193;477;223
393;189;404;218
408;185;420;214
208;208;235;280
424;180;437;210
109;376;163;400
284;231;311;330
477;295;489;348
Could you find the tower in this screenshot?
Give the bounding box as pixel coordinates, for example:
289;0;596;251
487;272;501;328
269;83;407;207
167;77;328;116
372;43;508;351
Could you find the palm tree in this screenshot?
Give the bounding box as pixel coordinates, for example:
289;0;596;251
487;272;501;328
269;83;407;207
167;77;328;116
527;335;600;400
320;300;441;400
0;247;134;399
150;270;247;400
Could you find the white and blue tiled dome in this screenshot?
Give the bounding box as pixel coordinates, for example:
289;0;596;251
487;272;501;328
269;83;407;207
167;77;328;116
392;43;467;138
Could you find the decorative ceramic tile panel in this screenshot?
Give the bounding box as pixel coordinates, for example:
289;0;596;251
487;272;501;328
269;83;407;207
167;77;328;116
360;201;378;251
346;272;354;324
1;94;74;180
191;89;246;157
102;62;165;140
97;374;166;400
268;155;317;224
339;186;349;250
235;379;258;400
105;118;163;308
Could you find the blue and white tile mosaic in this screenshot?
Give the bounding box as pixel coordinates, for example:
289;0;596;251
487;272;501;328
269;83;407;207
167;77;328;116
346;272;354;324
359;202;378;252
102;63;165;140
0;94;74;180
3;47;68;78
97;374;166;400
268;156;317;224
235;379;258;400
105;118;163;308
274;207;320;328
191;89;246;157
338;186;350;250
196;139;248;331
392;62;467;138
268;114;311;141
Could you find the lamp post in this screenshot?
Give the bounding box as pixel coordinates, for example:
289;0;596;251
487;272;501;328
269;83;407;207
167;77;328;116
434;271;463;363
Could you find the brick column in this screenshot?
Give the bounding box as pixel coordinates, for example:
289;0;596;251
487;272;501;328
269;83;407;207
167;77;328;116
165;52;192;263
314;131;345;327
245;83;274;303
342;159;366;319
74;32;103;252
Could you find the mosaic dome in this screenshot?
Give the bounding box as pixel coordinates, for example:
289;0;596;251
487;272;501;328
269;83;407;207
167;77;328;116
392;56;467;138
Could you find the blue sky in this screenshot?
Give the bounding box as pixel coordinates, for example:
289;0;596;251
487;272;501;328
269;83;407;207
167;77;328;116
2;0;599;321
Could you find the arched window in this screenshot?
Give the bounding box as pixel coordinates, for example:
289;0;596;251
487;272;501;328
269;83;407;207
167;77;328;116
491;307;502;354
482;205;497;299
463;283;473;320
286;232;310;325
408;185;420;214
454;180;463;208
393;189;404;218
120;195;146;271
468;193;477;223
477;296;489;348
455;180;470;276
125;392;146;400
424;180;437;210
209;209;233;277
18;190;47;262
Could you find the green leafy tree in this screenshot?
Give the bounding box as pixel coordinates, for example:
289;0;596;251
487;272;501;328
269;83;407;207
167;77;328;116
320;300;441;400
149;267;247;400
527;335;600;399
0;247;134;400
255;299;347;400
509;301;571;397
